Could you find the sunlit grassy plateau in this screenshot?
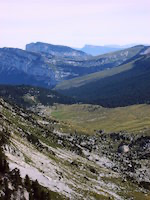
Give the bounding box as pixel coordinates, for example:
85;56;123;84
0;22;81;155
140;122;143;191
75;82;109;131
51;103;150;134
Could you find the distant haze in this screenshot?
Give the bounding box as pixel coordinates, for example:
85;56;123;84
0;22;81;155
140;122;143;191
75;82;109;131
0;0;150;49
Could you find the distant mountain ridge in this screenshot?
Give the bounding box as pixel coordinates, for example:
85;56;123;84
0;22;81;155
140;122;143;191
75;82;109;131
26;42;89;59
55;45;150;89
55;49;150;107
77;44;137;56
78;44;123;56
0;44;149;90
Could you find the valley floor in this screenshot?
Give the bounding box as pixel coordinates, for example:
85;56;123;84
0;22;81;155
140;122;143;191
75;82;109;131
51;103;150;134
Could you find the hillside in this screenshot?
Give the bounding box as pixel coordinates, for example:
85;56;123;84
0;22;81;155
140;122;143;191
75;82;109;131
26;42;89;59
81;45;149;70
0;45;148;89
55;52;150;107
55;57;137;90
55;45;150;90
0;48;56;88
0;85;75;108
0;47;90;86
1;97;150;199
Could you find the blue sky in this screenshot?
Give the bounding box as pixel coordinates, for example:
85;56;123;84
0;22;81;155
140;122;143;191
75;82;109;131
0;0;150;49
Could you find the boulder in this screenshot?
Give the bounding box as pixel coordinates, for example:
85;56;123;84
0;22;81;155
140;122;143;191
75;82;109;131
118;145;129;153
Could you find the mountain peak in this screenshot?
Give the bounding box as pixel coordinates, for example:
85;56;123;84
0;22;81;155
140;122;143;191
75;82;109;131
26;42;89;59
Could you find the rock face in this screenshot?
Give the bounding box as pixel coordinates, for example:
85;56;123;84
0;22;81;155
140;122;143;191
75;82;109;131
0;48;56;88
140;47;150;55
26;42;89;59
0;45;149;89
0;47;91;86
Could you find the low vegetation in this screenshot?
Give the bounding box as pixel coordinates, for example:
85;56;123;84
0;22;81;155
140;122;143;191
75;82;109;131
0;85;75;108
51;103;150;134
55;55;150;107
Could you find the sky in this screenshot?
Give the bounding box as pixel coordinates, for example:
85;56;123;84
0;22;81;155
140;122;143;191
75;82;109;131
0;0;150;49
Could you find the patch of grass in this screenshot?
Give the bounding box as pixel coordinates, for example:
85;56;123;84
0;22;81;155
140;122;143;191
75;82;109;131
102;176;150;200
24;154;33;164
86;191;111;200
51;104;150;134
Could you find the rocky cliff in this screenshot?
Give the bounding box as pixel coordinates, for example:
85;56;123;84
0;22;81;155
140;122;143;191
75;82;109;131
26;42;89;59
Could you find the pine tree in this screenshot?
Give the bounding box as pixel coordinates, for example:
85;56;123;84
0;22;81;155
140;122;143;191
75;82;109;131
24;174;31;192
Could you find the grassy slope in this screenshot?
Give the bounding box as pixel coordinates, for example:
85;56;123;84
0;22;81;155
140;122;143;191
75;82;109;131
55;45;148;90
51;104;150;134
55;55;150;107
55;58;137;90
94;45;145;59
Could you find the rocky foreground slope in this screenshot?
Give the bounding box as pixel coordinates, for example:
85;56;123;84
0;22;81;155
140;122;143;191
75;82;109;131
0;98;150;199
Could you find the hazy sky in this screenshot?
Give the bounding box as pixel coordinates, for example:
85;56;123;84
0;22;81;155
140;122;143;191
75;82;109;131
1;0;150;49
